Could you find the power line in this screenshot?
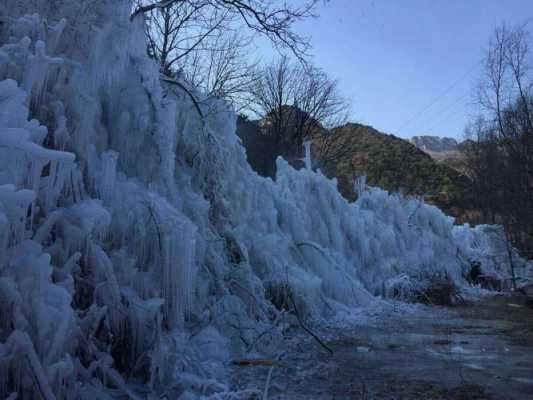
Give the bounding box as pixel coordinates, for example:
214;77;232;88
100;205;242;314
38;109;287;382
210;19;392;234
396;62;479;135
414;89;471;133
425;92;471;134
398;15;533;137
424;16;533;135
520;15;533;28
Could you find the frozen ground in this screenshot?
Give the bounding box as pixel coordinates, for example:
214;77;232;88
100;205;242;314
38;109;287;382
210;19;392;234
229;294;533;399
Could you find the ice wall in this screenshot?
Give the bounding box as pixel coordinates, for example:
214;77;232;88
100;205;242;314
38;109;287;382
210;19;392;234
0;1;524;398
453;224;531;287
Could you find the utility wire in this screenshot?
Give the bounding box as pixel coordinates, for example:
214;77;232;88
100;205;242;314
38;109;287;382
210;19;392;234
424;16;533;136
520;15;533;28
396;62;479;135
399;15;533;137
425;92;471;134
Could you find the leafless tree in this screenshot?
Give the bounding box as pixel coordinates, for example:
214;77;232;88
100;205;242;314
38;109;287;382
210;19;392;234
248;56;351;172
312;123;358;174
136;1;318;108
177;31;259;111
133;0;319;64
478;24;533;165
463;23;533;279
142;0;230;76
463;118;503;223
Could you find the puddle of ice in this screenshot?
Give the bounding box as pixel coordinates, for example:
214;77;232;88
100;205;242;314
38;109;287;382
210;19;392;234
513;377;533;385
464;363;486;371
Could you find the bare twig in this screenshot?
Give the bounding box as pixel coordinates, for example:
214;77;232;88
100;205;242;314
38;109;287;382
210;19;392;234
146;203;163;252
160;75;205;121
296;241;329;259
232;359;285;367
135;0;318;64
287;293;333;355
263;364;275;400
131;0;182;20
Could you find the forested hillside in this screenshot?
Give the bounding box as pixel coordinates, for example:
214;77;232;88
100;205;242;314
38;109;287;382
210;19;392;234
321;123;475;221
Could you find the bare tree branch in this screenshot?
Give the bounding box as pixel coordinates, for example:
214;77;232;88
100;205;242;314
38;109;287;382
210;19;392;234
466;23;533;260
247;57;350;174
134;0;319;64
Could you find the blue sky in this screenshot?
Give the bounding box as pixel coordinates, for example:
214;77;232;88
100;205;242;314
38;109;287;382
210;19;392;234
263;0;533;139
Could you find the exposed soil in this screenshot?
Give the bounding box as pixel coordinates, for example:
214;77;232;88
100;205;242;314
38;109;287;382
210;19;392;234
230;293;533;399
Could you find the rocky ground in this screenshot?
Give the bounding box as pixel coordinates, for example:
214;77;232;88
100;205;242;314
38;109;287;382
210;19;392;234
229;293;533;399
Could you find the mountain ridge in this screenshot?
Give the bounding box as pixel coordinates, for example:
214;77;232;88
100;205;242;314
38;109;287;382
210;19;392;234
321;123;474;221
410;135;459;153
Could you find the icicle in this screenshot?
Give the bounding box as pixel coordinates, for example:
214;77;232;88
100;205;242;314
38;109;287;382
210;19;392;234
33;209;62;244
98;150;118;205
0;213;8;268
0;185;35;247
90;243;124;339
46;18;67;56
0;331;56;400
22;40;63;114
158;210;197;328
354;175;367;198
303;139;312;170
52;101;70;150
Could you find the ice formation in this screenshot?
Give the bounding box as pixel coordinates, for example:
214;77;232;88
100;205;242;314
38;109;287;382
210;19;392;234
0;1;529;398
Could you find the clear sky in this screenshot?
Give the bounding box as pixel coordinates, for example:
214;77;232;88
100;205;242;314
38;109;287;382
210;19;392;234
271;0;533;139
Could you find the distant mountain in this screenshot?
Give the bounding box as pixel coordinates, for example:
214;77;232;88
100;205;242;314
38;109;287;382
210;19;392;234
410;135;467;174
318;123;475;221
411;135;459;152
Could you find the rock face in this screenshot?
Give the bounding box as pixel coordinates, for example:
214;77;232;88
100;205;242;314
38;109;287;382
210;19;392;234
410;136;468;174
411;135;459;153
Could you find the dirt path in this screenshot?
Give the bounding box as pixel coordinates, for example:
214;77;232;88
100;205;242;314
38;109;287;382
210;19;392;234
230;294;533;399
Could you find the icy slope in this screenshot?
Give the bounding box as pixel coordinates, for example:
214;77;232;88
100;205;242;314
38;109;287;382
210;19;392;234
0;1;523;398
